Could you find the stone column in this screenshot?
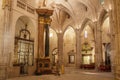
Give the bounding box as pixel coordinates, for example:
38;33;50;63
112;0;120;66
0;0;12;79
57;33;65;74
109;9;115;73
57;33;63;65
112;0;120;79
94;21;103;69
75;29;82;68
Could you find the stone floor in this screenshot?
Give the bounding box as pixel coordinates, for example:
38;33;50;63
7;68;114;80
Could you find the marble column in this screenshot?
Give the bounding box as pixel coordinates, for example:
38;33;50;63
75;29;82;68
45;24;49;57
36;9;53;74
94;21;103;69
38;16;45;58
36;9;53;58
45;18;50;57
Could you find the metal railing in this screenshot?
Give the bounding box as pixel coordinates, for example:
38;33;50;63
17;0;35;14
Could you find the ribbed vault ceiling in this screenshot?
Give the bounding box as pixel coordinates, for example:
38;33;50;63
35;0;110;33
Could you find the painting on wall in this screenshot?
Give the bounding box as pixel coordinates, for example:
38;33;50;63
69;55;75;64
68;50;75;64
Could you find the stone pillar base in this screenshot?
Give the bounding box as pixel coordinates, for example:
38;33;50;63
0;65;7;80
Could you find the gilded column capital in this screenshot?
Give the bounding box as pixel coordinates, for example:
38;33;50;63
45;17;52;25
39;17;45;24
37;9;53;25
38;17;52;25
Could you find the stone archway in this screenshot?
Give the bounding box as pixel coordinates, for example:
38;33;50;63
79;18;96;69
101;17;111;72
98;2;114;71
49;27;58;66
12;16;35;77
80;24;95;69
63;26;76;67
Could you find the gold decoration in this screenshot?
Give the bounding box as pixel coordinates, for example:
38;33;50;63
39;17;45;24
39;17;52;25
45;17;52;25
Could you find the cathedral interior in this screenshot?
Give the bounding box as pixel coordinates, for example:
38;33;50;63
0;0;120;80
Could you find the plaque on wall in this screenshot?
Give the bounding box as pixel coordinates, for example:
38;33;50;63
68;50;75;64
69;55;75;64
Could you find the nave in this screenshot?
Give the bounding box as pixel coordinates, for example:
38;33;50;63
1;0;120;80
7;67;114;80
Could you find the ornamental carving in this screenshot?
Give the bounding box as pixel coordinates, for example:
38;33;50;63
45;17;52;25
2;0;11;9
39;17;45;24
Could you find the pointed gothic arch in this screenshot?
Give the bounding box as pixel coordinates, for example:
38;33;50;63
80;18;95;34
63;26;76;67
49;27;58;66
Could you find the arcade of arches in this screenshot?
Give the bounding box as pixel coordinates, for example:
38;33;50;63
0;0;120;80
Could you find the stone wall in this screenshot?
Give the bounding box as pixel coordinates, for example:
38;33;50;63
0;0;8;79
0;66;7;80
0;0;38;79
113;0;120;79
